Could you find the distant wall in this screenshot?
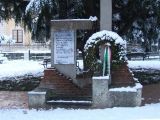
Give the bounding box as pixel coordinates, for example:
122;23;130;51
0;19;32;46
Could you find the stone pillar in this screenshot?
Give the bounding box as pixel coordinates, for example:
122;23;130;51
51;30;77;80
24;50;30;60
92;76;111;108
100;0;112;30
50;19;94;86
28;91;46;108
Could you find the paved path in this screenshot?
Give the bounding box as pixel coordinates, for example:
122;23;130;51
0;83;159;109
142;83;160;105
0;91;28;109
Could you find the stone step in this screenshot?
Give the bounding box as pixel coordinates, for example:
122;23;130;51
46;100;92;106
47;94;92;101
46;88;91;96
46;95;92;108
46;100;92;109
40;68;92;102
44;69;68;78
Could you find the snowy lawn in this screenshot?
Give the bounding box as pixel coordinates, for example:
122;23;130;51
0;103;160;120
128;60;160;70
0;60;160;80
0;60;160;119
0;60;44;80
78;60;160;70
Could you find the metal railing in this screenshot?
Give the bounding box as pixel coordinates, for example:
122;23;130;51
0;44;50;52
127;52;160;60
1;52;51;61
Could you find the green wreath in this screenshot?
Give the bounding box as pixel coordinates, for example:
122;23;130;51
84;30;126;75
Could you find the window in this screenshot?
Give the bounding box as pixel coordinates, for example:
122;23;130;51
12;29;23;43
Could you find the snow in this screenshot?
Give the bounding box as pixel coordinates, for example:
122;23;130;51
0;103;160;120
84;30;126;51
128;60;160;70
51;19;97;22
28;91;46;95
25;0;52;21
25;0;41;13
92;76;109;80
77;60;84;70
47;100;92;104
0;54;159;119
134;83;143;89
0;60;159;119
78;59;160;71
0;53;8;61
0;60;44;80
109;83;142;92
0;34;15;44
113;13;121;21
89;16;98;21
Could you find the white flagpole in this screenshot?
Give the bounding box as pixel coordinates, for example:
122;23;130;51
108;46;111;76
103;47;107;76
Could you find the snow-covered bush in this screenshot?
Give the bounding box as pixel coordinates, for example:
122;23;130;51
0;34;15;44
84;30;126;73
0;54;8;62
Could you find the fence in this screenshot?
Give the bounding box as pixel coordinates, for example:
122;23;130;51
1;52;51;61
0;44;50;52
127;52;160;60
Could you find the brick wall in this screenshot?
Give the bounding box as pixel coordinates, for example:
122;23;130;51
111;62;135;87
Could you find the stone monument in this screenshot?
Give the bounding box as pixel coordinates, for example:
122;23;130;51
28;0;142;109
51;19;94;85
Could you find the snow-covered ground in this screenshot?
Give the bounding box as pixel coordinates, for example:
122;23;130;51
0;103;160;120
0;60;160;119
128;60;160;70
77;60;160;70
0;60;44;80
0;59;160;80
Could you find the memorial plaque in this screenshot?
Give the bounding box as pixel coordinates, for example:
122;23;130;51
54;30;74;64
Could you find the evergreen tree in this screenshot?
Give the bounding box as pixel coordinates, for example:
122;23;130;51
0;0;160;51
24;0;84;42
112;0;160;51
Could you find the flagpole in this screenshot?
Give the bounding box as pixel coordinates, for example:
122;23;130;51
108;46;111;76
103;47;107;76
102;43;111;77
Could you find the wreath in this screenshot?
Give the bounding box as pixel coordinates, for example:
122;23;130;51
84;30;127;75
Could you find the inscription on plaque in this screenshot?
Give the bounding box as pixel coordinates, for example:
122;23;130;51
54;30;74;64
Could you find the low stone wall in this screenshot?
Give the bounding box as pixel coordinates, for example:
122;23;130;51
0;76;41;91
109;85;142;107
92;76;142;108
131;69;160;85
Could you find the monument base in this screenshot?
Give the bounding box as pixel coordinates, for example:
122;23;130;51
109;83;142;107
92;76;142;108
